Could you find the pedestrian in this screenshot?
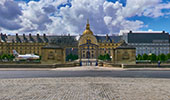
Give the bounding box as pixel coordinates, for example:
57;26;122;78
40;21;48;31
95;61;98;66
158;60;161;67
80;61;82;66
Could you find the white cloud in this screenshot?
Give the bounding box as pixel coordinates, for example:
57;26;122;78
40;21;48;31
46;0;145;34
122;0;161;17
0;0;6;4
104;16;112;25
122;0;170;18
0;0;22;31
145;2;170;17
0;0;170;35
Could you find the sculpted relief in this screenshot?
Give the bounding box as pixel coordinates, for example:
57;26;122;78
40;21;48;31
122;51;130;60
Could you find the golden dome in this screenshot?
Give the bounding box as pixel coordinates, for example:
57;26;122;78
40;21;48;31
83;19;93;35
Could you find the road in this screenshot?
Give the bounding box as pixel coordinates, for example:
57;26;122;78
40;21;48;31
0;67;170;79
1;67;170;100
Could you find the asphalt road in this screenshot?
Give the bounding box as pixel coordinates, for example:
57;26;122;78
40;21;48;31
0;67;170;79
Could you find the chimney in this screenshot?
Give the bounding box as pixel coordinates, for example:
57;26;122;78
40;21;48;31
163;31;165;33
23;34;28;43
43;34;46;37
106;34;109;40
37;34;39;37
106;34;108;37
4;34;7;38
29;34;31;37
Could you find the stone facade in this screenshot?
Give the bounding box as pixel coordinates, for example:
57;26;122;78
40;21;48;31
113;47;136;64
0;42;47;56
0;33;48;56
78;20;136;64
41;46;65;64
0;20;136;65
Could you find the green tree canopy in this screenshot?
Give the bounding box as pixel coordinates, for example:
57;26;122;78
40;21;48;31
66;54;78;61
148;54;157;61
167;53;170;59
136;54;142;60
98;55;104;60
159;54;167;61
142;53;148;60
1;54;8;60
105;54;111;61
98;54;111;61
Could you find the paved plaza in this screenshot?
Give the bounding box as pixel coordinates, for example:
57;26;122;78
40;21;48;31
0;77;170;100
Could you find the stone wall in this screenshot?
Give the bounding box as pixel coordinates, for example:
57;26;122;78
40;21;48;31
113;48;136;64
0;63;75;68
41;47;65;64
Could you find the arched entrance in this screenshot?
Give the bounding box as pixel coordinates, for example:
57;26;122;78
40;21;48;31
79;42;99;66
86;51;90;58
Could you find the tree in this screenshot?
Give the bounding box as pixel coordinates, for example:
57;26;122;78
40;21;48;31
1;54;8;60
159;54;167;61
104;54;111;61
142;53;148;60
72;55;78;61
66;54;78;61
167;53;170;59
98;54;111;61
148;54;157;61
7;54;15;61
156;55;160;61
136;54;142;60
98;55;104;60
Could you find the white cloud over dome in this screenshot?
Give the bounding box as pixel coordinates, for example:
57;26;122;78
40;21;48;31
0;0;170;35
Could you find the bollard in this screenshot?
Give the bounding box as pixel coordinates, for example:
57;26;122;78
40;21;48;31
121;64;124;68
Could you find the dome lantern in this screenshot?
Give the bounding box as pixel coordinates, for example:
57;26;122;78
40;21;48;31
83;19;93;35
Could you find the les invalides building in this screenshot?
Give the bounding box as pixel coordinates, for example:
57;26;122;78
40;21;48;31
0;20;136;65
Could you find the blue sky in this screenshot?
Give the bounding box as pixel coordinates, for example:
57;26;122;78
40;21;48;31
108;0;170;32
1;0;170;35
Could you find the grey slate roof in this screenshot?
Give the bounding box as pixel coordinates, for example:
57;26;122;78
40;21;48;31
0;33;122;46
49;36;78;47
116;41;135;49
95;35;122;43
127;33;169;43
1;34;49;43
0;34;78;44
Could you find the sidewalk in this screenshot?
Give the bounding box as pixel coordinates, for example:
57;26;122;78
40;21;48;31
0;68;53;71
0;67;170;71
124;68;170;71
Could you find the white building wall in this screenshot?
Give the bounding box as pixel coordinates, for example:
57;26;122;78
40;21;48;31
129;43;170;56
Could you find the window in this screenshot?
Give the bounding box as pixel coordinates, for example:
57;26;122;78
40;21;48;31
83;54;85;58
108;51;110;54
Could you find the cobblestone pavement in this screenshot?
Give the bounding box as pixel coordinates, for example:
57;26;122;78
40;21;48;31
0;77;170;100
